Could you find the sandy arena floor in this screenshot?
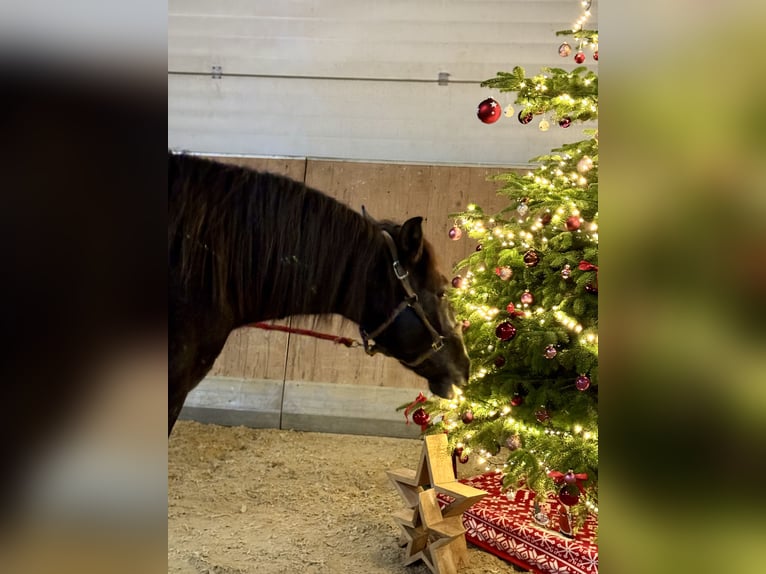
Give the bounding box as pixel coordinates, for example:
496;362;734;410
168;420;521;574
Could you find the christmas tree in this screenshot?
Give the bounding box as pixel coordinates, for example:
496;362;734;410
413;29;599;529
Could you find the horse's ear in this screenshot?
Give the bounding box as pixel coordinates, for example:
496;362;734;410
399;217;424;263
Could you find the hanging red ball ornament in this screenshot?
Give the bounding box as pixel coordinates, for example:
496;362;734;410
510;393;523;406
495;266;513;281
458;452;470;464
461;411;474;424
518;110;533;124
575;375;591;391
506;434;522;450
495;321;517;341
523;250;540;267
451;275;463;289
558;484;580;507
593;50;598;61
566;216;581;231
506;302;516;314
585;282;598;294
412;408;430;426
541;212;552;226
448;226;463;240
574;51;586;64
494;355;506;368
535;407;551;423
558;117;572;128
477;98;502;124
544;344;558;359
520;290;534;305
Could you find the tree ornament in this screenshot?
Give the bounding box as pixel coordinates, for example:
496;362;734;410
558;42;572;57
535;407;551;422
461;411;474;424
504;104;515;118
585;282;598;294
510;393;523;406
523;250;539;267
517;202;529;216
475;244;483;251
520;290;534;305
565;216;581;231
495;321;517;341
454;446;470;464
518;110;533;124
451;275;463;289
577;156;594;173
506;434;522;451
461;319;471;332
593;50;598;61
448;226;463;240
558;484;580;507
561;264;572;279
506;302;516;314
575;375;591;391
412;407;430;426
477;98;502;124
544;344;558;359
541;212;552;225
495;266;513;281
574;51;586;64
494;355;506;368
538;119;550;132
564;470;577;484
558;117;572;128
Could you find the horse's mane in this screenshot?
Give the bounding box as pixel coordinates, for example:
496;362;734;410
168;152;397;324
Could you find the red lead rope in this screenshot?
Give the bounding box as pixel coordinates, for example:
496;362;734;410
246;322;360;348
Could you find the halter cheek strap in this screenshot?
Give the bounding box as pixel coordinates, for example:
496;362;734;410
360;230;445;367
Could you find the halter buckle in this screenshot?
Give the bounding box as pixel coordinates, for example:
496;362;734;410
392;260;409;280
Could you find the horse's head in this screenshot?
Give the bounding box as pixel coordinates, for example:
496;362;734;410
361;216;470;399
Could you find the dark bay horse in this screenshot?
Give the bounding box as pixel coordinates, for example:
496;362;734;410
168;153;470;434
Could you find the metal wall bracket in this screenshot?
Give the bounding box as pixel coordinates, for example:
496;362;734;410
438;72;450;86
211;65;223;79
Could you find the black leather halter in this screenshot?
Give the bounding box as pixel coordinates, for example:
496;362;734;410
359;230;445;368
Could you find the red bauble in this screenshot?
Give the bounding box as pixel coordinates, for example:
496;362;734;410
535;407;551;422
448;226;463;240
510;393;523;407
451;275;463;289
506;302;515;314
495;321;517;341
543;344;558;359
565;216;581;231
541;212;552;225
518;110;533;124
461;411;474;424
558;484;580;507
593;50;598;61
574;51;586;64
575;375;591;391
558;117;572;128
523;250;539;267
412;408;430;426
585;282;598;294
520;290;534;305
477;98;502;124
494;355;506;368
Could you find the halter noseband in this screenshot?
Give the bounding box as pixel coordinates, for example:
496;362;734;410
359;230;445;368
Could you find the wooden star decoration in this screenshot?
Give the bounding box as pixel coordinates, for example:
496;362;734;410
386;433;487;574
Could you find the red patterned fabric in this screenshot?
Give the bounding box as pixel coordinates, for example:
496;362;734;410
438;472;598;574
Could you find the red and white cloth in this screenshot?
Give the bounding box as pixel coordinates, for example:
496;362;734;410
439;472;598;574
